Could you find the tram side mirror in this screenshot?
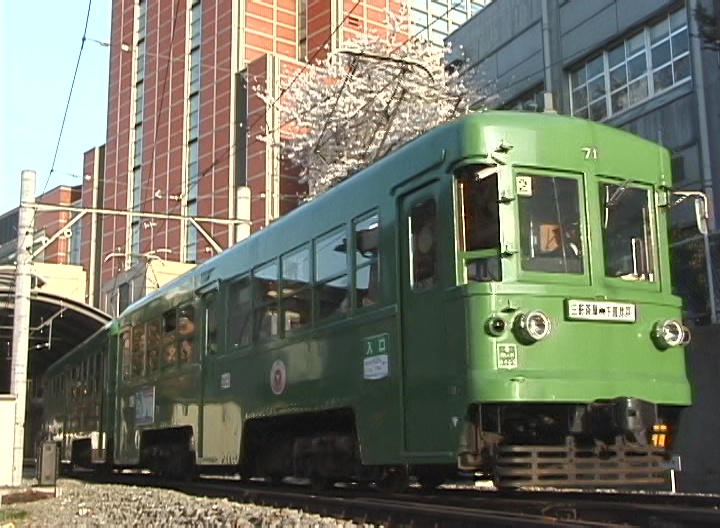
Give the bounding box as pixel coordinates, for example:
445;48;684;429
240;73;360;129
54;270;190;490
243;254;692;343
670;191;709;235
695;197;709;235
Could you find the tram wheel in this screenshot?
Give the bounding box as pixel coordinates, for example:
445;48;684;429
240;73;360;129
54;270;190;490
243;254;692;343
374;467;409;493
267;472;284;485
310;471;334;492
417;475;444;490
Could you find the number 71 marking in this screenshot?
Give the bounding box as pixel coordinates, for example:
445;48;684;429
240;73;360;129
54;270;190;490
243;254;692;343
582;147;598;160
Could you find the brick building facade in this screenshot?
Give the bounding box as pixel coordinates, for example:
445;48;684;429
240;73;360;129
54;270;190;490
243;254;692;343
82;0;488;313
0;184;81;267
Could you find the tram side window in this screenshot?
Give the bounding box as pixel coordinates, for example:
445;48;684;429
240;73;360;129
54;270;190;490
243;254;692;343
253;262;280;340
315;229;349;319
178;305;196;363
146;319;161;371
282;245;312;330
354;212;380;308
457;167;501;282
410;199;438;291
230;277;253;348
132;323;146;377
162;309;178;366
121;327;131;381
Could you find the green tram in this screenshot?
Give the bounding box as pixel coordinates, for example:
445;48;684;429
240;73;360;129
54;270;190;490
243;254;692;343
43;111;704;488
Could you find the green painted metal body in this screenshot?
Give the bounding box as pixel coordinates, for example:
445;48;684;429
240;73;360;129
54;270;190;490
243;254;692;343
45;112;690;472
42;321;118;463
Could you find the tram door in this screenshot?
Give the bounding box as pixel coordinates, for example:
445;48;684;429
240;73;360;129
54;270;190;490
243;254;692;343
399;183;458;455
197;289;218;460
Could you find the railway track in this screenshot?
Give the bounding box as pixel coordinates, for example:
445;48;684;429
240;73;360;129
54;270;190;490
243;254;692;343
74;471;720;527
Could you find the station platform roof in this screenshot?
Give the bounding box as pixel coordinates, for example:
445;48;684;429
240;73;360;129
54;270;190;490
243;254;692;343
0;265;111;388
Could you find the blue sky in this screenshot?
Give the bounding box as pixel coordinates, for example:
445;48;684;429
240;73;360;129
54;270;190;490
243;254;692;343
1;1;112;213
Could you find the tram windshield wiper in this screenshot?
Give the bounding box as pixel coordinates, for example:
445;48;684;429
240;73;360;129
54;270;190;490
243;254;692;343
606;179;636;208
604;179;636;229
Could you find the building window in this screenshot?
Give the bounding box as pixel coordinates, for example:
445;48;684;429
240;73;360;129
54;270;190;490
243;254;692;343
132;167;142;211
411;0;490;47
188;93;199;141
297;0;307;60
69;202;82;265
137;0;146;39
135;81;144;124
504;86;545;112
133;123;143;168
189;47;200;93
131;219;141;258
185;199;198;263
185;1;202;265
136;38;146;83
570;9;690;120
187;140;199;201
190;2;201;49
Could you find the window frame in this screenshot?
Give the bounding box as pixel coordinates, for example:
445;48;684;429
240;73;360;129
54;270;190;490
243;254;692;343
353;210;380;309
513;170;590;286
409;198;439;292
228;274;253;350
598;178;660;288
282;243;313;332
455;166;502;284
253;260;281;341
569;9;690;120
313;227;349;322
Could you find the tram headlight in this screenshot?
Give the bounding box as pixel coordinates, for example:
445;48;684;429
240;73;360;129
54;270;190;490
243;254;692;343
515;310;552;343
681;325;692;346
653;319;685;349
485;315;507;337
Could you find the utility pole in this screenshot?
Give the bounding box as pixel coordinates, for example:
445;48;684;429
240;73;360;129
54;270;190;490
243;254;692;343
10;170;35;486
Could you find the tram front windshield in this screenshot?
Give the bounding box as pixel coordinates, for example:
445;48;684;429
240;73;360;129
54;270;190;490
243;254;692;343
600;183;655;281
517;175;583;274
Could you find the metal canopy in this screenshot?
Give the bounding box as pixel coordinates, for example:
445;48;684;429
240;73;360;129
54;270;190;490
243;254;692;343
0;265;111;389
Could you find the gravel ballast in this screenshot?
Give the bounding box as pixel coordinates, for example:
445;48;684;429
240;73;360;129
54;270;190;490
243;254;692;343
0;478;372;527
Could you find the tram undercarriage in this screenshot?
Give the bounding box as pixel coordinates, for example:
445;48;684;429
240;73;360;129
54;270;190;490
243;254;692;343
459;399;679;488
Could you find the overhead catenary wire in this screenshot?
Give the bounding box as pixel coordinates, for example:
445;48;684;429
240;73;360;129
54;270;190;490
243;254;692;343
3;0;95;313
144;0;364;251
134;0;607;259
141;0;185;227
43;0;94;196
157;0;465;216
142;0;472;226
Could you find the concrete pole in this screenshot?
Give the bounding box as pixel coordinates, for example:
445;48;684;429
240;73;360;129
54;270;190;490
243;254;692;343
689;0;717;323
10;170;36;486
540;0;555;113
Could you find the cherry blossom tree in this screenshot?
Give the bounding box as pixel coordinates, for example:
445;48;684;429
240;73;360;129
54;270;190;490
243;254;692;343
257;11;492;198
